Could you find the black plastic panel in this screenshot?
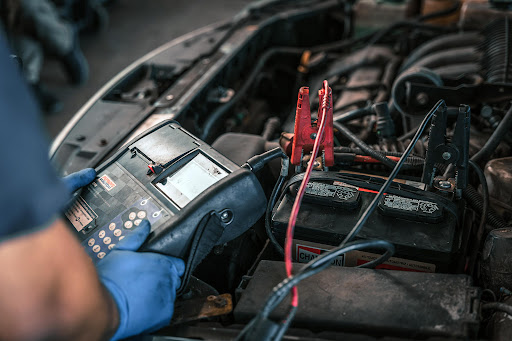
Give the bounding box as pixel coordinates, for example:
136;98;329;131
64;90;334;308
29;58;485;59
234;260;480;339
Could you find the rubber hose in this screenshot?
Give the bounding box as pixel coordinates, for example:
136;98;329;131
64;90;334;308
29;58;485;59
431;63;481;78
482;302;512;316
333;106;372;123
471;105;512;167
463;185;508;229
400;32;482;72
402;47;481;74
435;162;507;229
333;122;397;168
334;152;424;167
334;147;425;164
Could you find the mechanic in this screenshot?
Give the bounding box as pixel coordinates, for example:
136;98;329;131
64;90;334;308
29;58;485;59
0;32;184;341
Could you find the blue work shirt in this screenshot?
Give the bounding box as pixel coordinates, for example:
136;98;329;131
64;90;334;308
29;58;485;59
0;32;68;241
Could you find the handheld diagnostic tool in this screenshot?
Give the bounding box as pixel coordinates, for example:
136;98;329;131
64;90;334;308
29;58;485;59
64;121;267;286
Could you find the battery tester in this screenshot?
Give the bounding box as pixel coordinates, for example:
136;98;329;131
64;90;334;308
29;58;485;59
64;120;267;290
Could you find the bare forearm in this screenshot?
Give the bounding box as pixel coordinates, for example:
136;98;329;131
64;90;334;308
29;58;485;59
0;219;119;341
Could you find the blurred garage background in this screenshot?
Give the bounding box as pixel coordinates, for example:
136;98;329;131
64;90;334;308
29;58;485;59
37;0;252;138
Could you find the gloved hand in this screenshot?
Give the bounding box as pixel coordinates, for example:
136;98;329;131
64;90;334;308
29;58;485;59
96;219;185;340
62;168;96;193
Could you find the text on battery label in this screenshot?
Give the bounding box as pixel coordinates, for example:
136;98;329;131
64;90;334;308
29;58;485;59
305;182;356;200
383;195;439;214
296;244;345;266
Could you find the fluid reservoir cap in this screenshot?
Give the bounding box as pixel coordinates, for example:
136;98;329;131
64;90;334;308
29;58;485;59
378;194;443;223
297;181;360;210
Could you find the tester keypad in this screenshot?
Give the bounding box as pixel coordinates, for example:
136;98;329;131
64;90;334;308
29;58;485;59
83;198;163;261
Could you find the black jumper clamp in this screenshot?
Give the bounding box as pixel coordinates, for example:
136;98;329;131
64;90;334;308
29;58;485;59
421;103;471;199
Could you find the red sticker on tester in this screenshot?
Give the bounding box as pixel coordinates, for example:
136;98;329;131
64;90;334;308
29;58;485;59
98;174;117;191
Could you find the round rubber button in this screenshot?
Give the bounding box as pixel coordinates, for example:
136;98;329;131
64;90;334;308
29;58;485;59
114;229;122;237
137;211;146;219
103;237;111;245
97;252;106;259
109;223;116;231
108;244;116;250
124;221;133;229
93;245;101;253
99;230;106;238
134;219;142;226
88;238;95;246
129;212;136;220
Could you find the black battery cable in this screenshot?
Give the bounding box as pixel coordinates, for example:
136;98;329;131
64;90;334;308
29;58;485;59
265;174;287;256
242;147;290;256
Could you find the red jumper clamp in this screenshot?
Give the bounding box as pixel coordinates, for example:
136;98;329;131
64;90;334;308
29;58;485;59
291;86;334;168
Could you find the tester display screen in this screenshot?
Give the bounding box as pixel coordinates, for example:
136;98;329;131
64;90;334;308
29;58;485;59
156;153;228;208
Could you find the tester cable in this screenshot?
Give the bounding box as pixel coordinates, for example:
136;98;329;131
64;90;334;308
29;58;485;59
284;79;331;310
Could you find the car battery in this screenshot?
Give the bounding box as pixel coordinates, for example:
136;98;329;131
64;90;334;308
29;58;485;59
271;171;465;272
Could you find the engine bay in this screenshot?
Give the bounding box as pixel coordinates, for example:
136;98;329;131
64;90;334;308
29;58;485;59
51;0;512;339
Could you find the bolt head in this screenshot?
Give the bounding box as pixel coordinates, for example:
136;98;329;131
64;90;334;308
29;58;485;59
438;180;452;189
310;133;317;139
214;297;227;307
442;152;451;160
165;94;174;101
220;211;232;223
415;92;429;106
481;105;492;117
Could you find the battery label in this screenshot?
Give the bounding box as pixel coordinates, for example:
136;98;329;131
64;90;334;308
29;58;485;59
382;195;439;214
293;239;436;273
296;243;345;266
352;251;436;272
303;181;360;209
378;194;443;223
305;182;357;201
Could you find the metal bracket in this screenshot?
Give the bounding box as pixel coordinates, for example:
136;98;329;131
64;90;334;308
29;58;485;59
408;82;512;111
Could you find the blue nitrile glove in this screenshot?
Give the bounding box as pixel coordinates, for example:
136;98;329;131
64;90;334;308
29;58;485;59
62;168;96;193
96;220;185;340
